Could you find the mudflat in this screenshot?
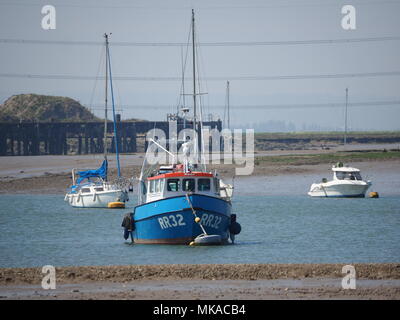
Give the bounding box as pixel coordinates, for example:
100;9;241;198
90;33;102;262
0;264;399;300
0;150;399;194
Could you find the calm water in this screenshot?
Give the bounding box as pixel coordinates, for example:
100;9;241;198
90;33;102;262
0;188;399;267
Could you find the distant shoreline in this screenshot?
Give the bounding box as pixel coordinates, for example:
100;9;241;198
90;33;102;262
0;148;399;194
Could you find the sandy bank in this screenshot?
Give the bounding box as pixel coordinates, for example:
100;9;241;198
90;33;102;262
1;264;399;300
1;263;399;285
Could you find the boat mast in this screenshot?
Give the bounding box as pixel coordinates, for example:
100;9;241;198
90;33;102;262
344;87;348;147
104;33;109;161
227;80;230;130
106;33;122;178
191;9;202;163
191;9;196;132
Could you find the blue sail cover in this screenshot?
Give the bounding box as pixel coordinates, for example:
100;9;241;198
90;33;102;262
76;160;108;184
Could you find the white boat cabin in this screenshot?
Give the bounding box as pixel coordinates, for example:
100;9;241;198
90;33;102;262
332;166;363;181
75;182;120;195
143;165;220;203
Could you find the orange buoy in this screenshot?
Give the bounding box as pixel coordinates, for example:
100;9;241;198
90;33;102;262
369;192;379;198
107;202;125;208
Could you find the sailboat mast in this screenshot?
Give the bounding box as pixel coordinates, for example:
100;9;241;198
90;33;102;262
227;80;230;130
104;33;109;160
344;87;348;147
106;35;122;178
191;9;196;131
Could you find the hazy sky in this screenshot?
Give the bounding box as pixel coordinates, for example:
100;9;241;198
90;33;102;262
0;0;399;131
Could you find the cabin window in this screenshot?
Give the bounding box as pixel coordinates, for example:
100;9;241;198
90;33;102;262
159;179;165;193
198;178;211;191
214;178;220;193
95;187;104;192
149;180;155;193
336;172;345;180
81;188;90;193
154;179;165;193
183;179;195;192
353;172;362;180
336;172;362;180
167;179;180;192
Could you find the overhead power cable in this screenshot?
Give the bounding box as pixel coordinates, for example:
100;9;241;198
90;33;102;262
1;36;400;47
88;100;400;110
0;71;399;81
1;0;399;9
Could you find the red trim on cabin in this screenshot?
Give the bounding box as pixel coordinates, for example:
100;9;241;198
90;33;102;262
147;172;214;181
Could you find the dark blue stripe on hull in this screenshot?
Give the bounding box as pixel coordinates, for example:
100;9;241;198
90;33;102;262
133;194;231;244
313;194;366;198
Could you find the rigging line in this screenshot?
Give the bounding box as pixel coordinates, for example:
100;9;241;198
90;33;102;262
183;25;191;103
195;27;211;120
195;33;202;111
1;71;400;81
176;46;184;112
88;45;105;114
114;79;125;118
176;21;192;112
194;27;208;171
106;43;121;177
174;48;182;113
1;36;400;47
108;54;126;119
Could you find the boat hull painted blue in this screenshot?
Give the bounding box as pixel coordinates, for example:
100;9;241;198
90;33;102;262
133;194;232;244
310;194;366;198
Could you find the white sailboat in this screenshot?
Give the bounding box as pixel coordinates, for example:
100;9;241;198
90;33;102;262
65;33;128;208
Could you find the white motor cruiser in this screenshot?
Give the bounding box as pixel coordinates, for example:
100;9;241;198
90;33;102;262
308;162;371;198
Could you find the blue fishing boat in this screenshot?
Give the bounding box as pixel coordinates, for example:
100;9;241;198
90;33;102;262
122;10;241;245
131;166;240;244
